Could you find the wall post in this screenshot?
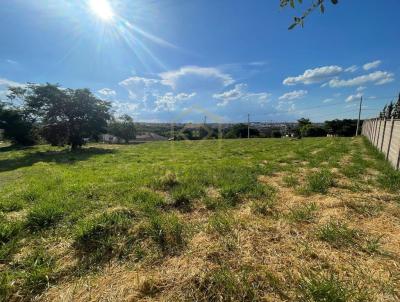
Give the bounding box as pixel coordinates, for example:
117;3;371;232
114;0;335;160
386;117;395;160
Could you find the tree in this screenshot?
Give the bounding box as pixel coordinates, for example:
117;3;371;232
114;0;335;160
8;83;111;150
297;118;312;128
392;94;400;119
300;124;327;137
224;124;260;139
108;114;136;143
385;102;393;119
380;105;387;119
0;102;36;145
324;119;358;137
281;0;339;29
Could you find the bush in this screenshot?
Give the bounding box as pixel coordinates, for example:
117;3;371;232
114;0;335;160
26;202;65;231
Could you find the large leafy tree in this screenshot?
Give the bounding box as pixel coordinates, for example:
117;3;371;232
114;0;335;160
281;0;339;29
0;102;36;145
8;83;111;150
108;114;136;143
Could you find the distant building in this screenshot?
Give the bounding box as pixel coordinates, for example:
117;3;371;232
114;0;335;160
135;132;168;142
101;134;119;144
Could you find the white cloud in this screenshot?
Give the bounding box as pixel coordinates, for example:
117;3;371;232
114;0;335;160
278;90;308;101
154;92;196;111
328;71;394;87
323;98;334;103
345;65;358;73
159;66;234;90
112;100;140;115
0;78;22;87
98;88;116;97
346;92;363;102
119;76;161;102
363;60;381;71
213;83;271;106
283;66;343;85
356;86;366;92
213;84;246;103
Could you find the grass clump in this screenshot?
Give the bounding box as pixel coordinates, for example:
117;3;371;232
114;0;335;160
344;199;383;217
289;203;318;223
19;248;55;297
186;267;263;302
282;174;300;188
317;221;359;248
170;183;204;211
74;208;136;264
299;273;354;302
302;170;334;194
0;219;22;245
147;213;186;253
156;171;179;190
208;212;234;235
26;202;65;231
251;198;276;216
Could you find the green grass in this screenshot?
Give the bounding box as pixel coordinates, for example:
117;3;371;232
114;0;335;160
302;169;335;194
74;208;136;265
317;221;359;248
289;203;318;223
0;137;398;299
299;273;359;302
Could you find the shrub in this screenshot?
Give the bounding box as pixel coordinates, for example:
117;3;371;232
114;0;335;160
26;202;65;231
147;213;185;253
74;208;136;264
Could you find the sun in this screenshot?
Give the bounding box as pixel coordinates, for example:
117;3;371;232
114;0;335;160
89;0;114;21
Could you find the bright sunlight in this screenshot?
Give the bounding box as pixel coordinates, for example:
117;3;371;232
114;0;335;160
88;0;114;21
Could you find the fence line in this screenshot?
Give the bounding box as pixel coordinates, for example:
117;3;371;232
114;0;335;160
362;118;400;170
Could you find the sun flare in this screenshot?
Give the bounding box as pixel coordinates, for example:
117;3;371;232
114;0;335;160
89;0;114;21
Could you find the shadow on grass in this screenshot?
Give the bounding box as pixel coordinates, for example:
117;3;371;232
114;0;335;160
0;147;115;172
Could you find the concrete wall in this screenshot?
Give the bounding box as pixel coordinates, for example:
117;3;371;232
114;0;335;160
362;118;400;170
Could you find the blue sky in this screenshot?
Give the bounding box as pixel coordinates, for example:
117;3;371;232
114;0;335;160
0;0;399;123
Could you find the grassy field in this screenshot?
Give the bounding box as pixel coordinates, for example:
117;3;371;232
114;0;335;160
1;137;400;301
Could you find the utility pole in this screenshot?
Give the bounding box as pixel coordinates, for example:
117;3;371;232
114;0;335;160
204;115;207;126
355;96;363;136
247;113;250;139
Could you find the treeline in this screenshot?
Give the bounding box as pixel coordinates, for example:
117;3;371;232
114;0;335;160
0;83;135;149
378;94;400;119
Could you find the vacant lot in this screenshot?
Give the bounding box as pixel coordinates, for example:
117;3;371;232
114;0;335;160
1;137;399;301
